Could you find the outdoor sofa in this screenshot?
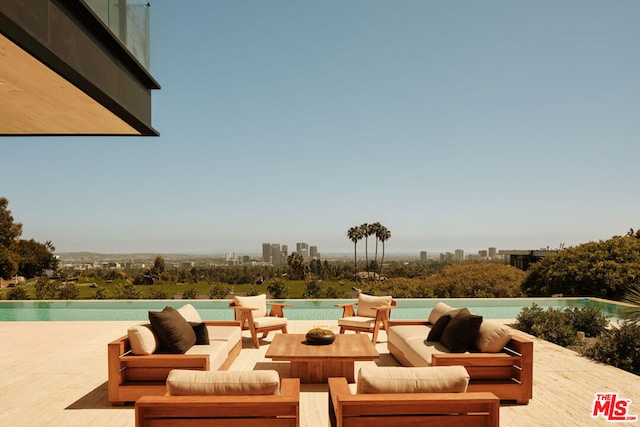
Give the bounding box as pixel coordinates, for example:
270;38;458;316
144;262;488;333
135;369;300;427
387;302;533;404
328;365;500;427
108;304;242;405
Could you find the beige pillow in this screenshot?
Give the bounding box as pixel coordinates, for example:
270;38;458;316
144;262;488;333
177;303;203;323
357;366;469;394
234;294;267;318
127;324;158;355
476;321;512;353
428;302;456;324
166;369;280;396
356;294;392;318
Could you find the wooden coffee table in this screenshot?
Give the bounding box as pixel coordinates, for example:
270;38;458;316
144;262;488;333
265;333;379;383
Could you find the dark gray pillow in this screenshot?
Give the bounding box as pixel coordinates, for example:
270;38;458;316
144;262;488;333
439;311;483;353
190;322;210;345
149;306;197;353
427;313;452;341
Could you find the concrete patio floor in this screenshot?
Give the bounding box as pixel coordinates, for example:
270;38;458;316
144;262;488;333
0;320;638;426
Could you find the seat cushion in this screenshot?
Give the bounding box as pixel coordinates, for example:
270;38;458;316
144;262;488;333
476;321;513;352
234;294;267;318
185;341;229;370
207;325;242;353
338;316;376;328
253;316;287;328
388;325;450;367
356;366;470;394
356;294;392;318
149;306;197;353
440;311;483;353
127;324;158;355
166;369;281;396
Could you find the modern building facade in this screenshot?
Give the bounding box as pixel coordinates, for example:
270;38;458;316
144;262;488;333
0;0;159;136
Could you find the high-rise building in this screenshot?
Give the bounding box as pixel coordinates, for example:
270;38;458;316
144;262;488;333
271;244;282;266
488;247;497;259
262;243;272;263
296;242;309;261
479;249;488;258
420;251;427;262
310;246;319;259
454;249;464;262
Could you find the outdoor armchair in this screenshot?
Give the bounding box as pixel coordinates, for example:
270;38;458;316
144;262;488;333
230;294;290;348
335;293;395;343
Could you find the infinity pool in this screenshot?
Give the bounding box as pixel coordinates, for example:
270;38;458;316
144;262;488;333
0;298;630;321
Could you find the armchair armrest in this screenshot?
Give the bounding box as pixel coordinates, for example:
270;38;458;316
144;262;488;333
335;303;356;317
268;303;291;318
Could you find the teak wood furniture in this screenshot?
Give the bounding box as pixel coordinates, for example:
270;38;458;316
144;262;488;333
335;294;396;343
328;377;500;427
107;320;241;405
135;378;300;427
265;334;379;383
388;319;533;404
230;294;291;348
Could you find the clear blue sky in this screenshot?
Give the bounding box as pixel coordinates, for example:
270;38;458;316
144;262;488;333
2;0;640;255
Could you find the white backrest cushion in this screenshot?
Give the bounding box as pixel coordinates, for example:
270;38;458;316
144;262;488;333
356;294;392;318
428;302;456;324
166;369;280;396
476;321;513;353
127;324;158;355
177;303;203;323
357;366;469;394
234;294;267;318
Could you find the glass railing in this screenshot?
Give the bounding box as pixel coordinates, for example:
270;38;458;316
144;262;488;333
84;0;151;70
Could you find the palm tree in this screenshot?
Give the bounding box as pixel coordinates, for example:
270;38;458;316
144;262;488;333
370;222;382;273
346;226;363;281
377;225;391;278
359;223;371;280
622;282;640;324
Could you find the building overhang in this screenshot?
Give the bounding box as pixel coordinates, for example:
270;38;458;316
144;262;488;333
0;0;160;136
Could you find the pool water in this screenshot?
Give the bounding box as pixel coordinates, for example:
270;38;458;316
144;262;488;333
0;298;630;322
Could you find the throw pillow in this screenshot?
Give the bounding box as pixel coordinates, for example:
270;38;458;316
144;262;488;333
190;322;210;345
427;302;456;324
233;294;267;318
439;311;483;353
426;313;452;341
177;303;203;323
476;321;512;352
127;323;158;355
149;306;197;353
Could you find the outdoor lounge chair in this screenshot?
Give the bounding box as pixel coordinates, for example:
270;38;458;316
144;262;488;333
328;366;500;427
230;294;290;348
335;293;395;343
135;369;300;427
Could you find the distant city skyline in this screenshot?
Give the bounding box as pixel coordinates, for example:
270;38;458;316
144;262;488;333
3;1;639;255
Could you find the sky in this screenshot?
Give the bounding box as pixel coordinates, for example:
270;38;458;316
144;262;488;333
2;0;640;256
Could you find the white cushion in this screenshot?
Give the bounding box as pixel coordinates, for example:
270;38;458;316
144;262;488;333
207;325;242;353
356;294;392;318
253;316;287;328
166;369;280;396
127;324;158;355
356;366;469;394
234;294;267;318
177;303;202;323
338;316;376;328
185;341;229;370
475;321;512;353
428;302;456;324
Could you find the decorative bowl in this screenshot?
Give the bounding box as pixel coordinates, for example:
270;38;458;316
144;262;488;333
305;328;336;345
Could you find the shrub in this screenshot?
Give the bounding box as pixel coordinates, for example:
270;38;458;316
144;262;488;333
147;286;168;299
91;286;108;299
515;303;546;334
57;283;79;300
115;282;141;299
7;285;29;300
563;306;609;337
531;308;579;347
208;282;231;299
267;279;289;299
581;322;640;375
181;287;198;299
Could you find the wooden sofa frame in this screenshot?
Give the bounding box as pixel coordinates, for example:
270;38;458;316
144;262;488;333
135;378;300;427
335;300;396;343
328;377;499;427
388;320;533;404
108;320;242;405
